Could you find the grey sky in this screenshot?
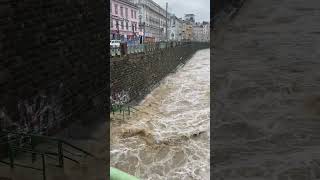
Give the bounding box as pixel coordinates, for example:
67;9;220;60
152;0;210;22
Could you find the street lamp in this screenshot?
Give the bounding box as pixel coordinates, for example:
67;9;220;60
116;21;119;40
138;15;145;44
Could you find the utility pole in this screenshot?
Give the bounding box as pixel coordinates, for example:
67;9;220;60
165;2;168;41
143;22;145;43
159;7;161;42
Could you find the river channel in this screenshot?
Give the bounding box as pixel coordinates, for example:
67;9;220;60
110;48;210;180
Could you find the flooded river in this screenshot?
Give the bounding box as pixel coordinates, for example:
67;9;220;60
110;48;210;180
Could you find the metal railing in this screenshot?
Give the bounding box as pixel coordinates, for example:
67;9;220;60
110;41;192;57
0;130;95;180
0;146;48;180
111;104;142;121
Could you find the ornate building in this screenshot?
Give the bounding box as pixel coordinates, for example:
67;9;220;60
110;0;141;41
131;0;170;42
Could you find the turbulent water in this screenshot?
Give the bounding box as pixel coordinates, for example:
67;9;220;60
110;49;210;180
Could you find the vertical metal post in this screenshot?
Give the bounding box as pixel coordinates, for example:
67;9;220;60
159;10;160;41
8;144;14;169
58;141;64;168
122;107;125;120
166;2;168;41
42;154;46;180
31;136;36;163
143;22;145;45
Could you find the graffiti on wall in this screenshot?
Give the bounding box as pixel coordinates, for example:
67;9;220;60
16;94;64;135
110;90;130;114
110;90;130;106
0;93;64;135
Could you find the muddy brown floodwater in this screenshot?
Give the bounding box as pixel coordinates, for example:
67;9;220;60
110;48;210;180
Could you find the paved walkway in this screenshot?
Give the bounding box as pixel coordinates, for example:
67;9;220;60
213;0;320;179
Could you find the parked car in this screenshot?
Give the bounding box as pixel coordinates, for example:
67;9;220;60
110;40;121;48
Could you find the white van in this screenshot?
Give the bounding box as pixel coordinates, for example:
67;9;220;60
110;40;121;47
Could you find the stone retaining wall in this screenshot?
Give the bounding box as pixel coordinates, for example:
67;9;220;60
110;42;209;105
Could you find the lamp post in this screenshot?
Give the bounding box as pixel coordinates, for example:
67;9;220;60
165;2;168;41
132;22;135;40
116;21;119;40
139;15;145;44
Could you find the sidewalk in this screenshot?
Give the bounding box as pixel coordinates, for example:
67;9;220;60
213;0;320;179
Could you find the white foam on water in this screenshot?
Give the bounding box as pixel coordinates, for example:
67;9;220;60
111;48;210;180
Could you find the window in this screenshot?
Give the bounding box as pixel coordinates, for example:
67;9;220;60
114;4;118;14
125;8;128;18
126;22;128;30
120;6;123;16
121;21;124;29
131;10;133;18
134;11;136;19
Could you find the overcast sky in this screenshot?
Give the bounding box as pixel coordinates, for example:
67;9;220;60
152;0;210;22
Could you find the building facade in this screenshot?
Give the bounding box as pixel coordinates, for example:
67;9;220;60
182;21;193;41
192;21;210;42
110;0;140;41
193;21;210;42
132;0;170;42
192;23;203;42
169;15;183;41
202;21;210;42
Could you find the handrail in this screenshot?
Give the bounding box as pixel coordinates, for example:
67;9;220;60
110;41;204;57
1;130;96;169
2;146;47;180
1;130;95;158
1;130;60;141
0;135;91;180
60;140;95;158
62;147;82;157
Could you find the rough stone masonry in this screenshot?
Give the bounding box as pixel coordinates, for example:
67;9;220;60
110;42;209;106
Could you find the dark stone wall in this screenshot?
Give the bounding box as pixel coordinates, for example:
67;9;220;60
110;43;209;105
0;0;108;134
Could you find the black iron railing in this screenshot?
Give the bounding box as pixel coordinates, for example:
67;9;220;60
0;130;95;180
110;41;195;57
